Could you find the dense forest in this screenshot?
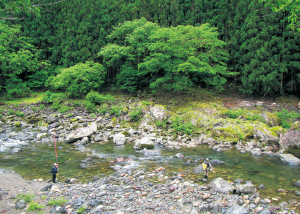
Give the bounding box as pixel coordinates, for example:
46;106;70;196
1;0;300;98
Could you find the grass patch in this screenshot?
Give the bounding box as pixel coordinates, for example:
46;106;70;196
3;92;46;104
27;202;45;211
47;197;68;206
16;193;35;203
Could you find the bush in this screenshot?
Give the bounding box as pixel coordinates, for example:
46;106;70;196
42;91;66;104
77;206;86;214
110;105;122;116
275;109;300;129
85;91;114;112
49;61;106;97
98;104;108;115
27;202;44;211
86;91;114;105
129;107;143;122
170;115;194;135
58;105;72;113
31;106;38;112
47;197;68;206
16;193;35;203
16;111;25;117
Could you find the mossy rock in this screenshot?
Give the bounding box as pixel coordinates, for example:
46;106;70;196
285;145;300;158
263;112;281;127
14;121;22;127
121;131;131;137
69;118;77;123
140;144;154;149
27;117;42;124
291;121;300;131
270;126;285;135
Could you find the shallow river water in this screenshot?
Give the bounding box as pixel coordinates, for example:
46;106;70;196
0;124;299;203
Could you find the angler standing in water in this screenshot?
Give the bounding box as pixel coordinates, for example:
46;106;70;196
50;163;58;183
203;158;213;179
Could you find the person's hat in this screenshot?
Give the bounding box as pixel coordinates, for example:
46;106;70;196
206;158;209;161
53;163;57;165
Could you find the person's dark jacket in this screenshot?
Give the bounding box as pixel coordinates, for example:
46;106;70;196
50;166;58;174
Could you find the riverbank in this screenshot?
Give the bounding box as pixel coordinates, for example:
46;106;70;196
1;166;300;214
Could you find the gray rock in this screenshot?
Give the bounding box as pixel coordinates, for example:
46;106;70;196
208;177;233;194
15;199;26;209
295;191;300;196
226;204;248;214
134;137;154;149
81;136;89;145
94;134;102;142
149;105;166;120
251;148;263;156
237;183;256;194
279;121;300;149
294;180;300;187
194;164;205;174
278;154;300;165
65;127;94;143
113;133;126;145
10;148;22;154
41;184;53;191
254;126;279;143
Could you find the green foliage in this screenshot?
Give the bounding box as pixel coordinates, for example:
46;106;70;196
47;197;68;206
77;206;86;214
8;109;14;115
98;104;108;115
275;109;300;129
49;61;106;97
129;107;143;122
27;202;44;211
85;91;114;112
110;106;122;116
42;91;66;104
0;23;50;97
67;113;74;118
31;106;38;112
58;105;72;113
260;0;300;32
222;108;264;122
16;111;25;117
16;193;35;203
170;115;194;135
90;113;96;118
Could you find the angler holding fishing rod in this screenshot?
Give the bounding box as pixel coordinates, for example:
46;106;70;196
49;115;59;183
50;163;59;183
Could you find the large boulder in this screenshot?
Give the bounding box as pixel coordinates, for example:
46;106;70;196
134;137;154;150
254;125;279;143
278;153;300;166
113;133;126;145
193;164;205;174
226;205;248;214
208;177;233;194
262;112;281;127
236;183;256;194
65;125;94;143
279;121;300;149
149;105;167;120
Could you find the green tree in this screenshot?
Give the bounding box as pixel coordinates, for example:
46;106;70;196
0;23;49;97
139;23;234;92
260;0;300;32
49;61;106;97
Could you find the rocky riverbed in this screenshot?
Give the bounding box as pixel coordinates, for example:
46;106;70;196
1;166;300;214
